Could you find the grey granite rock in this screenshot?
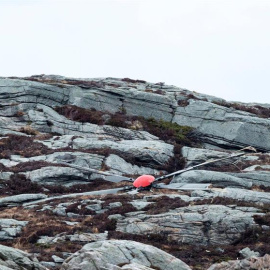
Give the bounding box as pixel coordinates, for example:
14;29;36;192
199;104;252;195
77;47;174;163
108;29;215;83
30;104;159;141
52;255;64;263
40;262;56;268
192;188;270;204
130;200;153;210
72;138;174;165
181;147;232;166
0;219;28;240
229;171;270;187
38;232;108;245
172;170;252;188
181;146;259;167
0;194;47;206
239;247;260;259
0;244;47;270
105;154;161;176
60;240;191;270
243;164;270;171
116;205;263;245
2;76;270;151
173;99;270;151
27;151;104;170
24;166;90;186
208;254;270;270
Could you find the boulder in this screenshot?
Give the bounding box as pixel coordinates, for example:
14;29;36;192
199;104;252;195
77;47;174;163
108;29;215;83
60;240;191;270
0;219;28;240
0;244;47;270
239;247;260;259
24;166;90;186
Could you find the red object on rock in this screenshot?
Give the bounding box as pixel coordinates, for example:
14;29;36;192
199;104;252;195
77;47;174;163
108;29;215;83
133;175;155;188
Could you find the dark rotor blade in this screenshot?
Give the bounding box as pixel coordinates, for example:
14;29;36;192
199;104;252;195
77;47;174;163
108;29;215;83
155;146;256;182
156;183;211;190
23;187;130;206
105;175;134;183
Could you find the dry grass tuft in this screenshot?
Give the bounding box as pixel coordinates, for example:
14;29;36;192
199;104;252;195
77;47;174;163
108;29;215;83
19;126;40;135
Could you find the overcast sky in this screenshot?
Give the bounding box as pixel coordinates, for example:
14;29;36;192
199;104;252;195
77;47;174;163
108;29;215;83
0;0;269;103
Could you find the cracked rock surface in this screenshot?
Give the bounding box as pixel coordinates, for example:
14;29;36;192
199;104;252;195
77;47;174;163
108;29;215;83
60;240;191;270
116;205;262;245
1;75;270;269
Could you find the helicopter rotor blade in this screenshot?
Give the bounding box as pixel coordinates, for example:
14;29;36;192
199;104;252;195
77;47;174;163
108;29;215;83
154;146;256;182
155;183;211;190
23;187;130;206
104;175;134;183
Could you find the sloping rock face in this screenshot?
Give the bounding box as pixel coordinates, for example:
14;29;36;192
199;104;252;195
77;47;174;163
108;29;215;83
173;99;270;151
0;244;46;270
2;75;270;270
60;240;191;270
1;75;270;151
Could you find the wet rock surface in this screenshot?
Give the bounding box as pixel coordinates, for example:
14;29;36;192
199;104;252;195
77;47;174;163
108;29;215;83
1;75;270;269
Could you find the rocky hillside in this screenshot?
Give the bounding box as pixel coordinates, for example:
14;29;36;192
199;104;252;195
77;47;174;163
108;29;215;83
0;75;270;269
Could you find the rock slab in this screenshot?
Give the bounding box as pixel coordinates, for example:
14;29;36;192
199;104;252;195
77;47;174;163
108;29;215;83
61;240;191;270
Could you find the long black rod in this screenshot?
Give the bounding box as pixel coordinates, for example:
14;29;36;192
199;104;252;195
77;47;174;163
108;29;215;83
155;146;256;181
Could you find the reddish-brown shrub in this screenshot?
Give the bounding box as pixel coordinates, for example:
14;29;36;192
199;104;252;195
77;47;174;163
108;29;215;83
55;105;104;124
2;174;43;195
0;134;53;158
122;78;146;84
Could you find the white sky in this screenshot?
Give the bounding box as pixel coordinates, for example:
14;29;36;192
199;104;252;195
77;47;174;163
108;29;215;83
0;0;270;103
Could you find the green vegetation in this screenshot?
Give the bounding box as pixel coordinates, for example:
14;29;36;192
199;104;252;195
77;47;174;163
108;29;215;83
145;117;194;145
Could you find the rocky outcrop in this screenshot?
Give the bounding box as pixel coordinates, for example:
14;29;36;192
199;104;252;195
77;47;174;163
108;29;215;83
181;146;259;166
25;166;91;186
172;170;253;188
0;219;28;241
173;99;270;151
60;240;191;270
1;75;270;151
208;254;270;270
38;232;108;245
2;75;270;269
0;244;46;269
115;205;263;245
0;194;47;206
192;188;270;204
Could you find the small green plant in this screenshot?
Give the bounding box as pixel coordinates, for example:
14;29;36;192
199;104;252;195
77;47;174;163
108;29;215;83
145;118;194;145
